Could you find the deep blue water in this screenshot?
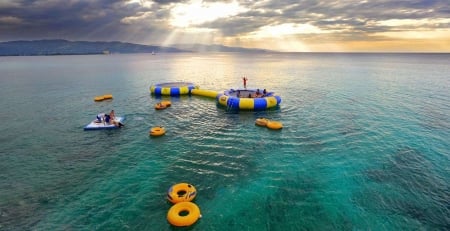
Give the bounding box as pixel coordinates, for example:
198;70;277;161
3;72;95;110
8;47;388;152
0;53;449;230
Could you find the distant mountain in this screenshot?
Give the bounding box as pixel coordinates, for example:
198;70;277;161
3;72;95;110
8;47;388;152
0;39;186;56
0;39;273;56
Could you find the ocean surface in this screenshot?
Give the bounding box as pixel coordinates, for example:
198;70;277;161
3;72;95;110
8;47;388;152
0;53;449;230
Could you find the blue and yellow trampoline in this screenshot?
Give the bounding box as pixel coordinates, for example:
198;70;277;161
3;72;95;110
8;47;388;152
216;89;281;111
150;82;197;96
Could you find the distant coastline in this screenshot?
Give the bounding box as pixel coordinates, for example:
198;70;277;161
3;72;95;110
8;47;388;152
0;39;271;56
1;40;447;56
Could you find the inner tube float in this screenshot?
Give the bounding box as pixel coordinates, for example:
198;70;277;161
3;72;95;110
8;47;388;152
217;89;281;111
167;202;201;227
255;118;269;126
150;82;197;96
266;121;283;130
155;103;167;110
160;100;171;107
167;183;197;204
150;126;166;136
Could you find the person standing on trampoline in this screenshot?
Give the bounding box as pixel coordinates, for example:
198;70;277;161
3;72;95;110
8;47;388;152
242;76;248;89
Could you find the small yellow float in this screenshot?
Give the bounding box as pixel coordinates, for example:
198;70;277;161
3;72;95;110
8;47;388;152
167;202;201;227
94;94;113;102
255;118;270;126
266;120;283;130
150;126;166;136
161;100;171;107
155;103;167;110
167;183;197;204
94;96;105;101
155;100;171;110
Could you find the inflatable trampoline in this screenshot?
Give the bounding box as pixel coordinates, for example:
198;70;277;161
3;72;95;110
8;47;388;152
216;89;281;111
150;82;197;96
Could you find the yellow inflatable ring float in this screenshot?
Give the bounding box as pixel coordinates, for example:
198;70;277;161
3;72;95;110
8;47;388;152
167;183;197;204
155;103;167;110
255;117;270;126
161;100;171;107
167;202;201;227
150;126;165;136
266;121;283;130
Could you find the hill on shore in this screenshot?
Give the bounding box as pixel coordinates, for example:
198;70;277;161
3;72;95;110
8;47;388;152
0;39;185;56
0;39;271;56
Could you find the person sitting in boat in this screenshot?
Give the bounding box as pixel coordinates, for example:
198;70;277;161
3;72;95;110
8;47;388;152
104;113;111;124
95;113;106;123
107;110;124;127
109;110;116;120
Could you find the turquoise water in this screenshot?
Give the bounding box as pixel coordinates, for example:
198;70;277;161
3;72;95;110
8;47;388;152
0;53;449;230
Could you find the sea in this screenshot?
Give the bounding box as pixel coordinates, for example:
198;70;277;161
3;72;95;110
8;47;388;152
0;53;449;231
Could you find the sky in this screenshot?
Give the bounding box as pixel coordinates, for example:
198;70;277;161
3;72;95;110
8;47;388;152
0;0;449;52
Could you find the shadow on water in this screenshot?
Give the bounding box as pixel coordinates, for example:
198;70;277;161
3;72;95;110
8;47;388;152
264;176;354;231
362;147;450;230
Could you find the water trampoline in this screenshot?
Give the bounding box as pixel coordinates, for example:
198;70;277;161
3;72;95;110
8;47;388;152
216;89;281;111
150;82;197;96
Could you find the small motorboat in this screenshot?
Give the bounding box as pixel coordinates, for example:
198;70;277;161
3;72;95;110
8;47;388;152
84;116;125;130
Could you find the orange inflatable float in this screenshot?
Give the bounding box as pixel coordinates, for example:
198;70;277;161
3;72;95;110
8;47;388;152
150;126;165;136
167;183;197;204
167;202;201;227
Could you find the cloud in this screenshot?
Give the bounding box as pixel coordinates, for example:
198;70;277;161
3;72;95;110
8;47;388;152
168;0;245;28
0;16;22;24
0;0;449;51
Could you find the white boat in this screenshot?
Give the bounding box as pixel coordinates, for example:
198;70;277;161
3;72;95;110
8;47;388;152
84;116;125;130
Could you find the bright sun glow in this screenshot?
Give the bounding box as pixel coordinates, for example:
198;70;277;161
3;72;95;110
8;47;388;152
375;18;450;27
169;0;245;28
249;23;327;38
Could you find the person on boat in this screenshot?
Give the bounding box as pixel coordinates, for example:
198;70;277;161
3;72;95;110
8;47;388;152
96;113;106;123
109;110;116;120
242;76;248;89
104;113;111;124
263;89;267;96
108;110;124;127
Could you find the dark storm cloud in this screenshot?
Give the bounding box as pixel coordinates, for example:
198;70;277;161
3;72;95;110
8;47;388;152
0;0;449;44
0;0;172;42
